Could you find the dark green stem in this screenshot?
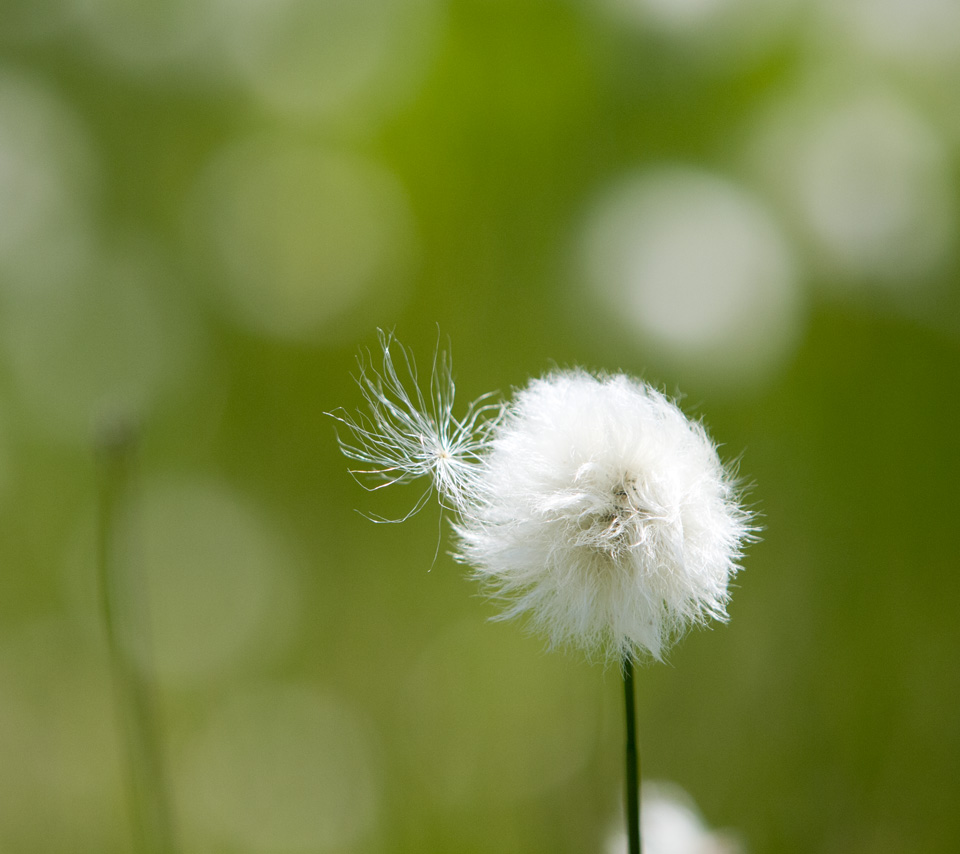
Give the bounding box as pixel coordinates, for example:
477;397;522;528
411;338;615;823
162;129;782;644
623;655;641;854
96;421;177;854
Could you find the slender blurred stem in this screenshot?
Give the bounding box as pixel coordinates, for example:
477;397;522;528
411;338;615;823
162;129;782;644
96;422;177;854
623;656;641;854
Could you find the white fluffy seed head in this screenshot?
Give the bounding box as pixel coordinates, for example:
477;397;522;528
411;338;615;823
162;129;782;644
606;781;745;854
455;371;751;662
332;334;753;663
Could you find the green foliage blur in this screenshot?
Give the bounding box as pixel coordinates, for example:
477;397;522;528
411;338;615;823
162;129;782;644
1;0;959;852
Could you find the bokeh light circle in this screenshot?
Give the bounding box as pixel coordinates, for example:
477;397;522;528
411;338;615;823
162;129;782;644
579;167;803;387
178;684;379;852
0;237;201;442
818;0;960;74
117;477;300;686
212;0;442;122
189;137;416;342
748;83;955;289
69;0;215;74
596;0;798;68
0;69;96;290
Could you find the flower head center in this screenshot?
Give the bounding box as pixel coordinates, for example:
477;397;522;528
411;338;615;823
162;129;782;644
567;477;668;560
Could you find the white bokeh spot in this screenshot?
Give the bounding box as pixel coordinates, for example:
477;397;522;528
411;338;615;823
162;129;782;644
0;70;97;290
580;167;802;387
178;684;379;852
749;83;955;289
597;0;798;67
212;0;442;122
190;137;416;342
118;477;300;686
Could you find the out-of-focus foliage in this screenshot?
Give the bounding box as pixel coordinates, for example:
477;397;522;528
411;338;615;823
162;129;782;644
0;0;958;852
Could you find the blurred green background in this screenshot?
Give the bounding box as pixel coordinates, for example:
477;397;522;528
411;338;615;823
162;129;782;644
1;0;959;852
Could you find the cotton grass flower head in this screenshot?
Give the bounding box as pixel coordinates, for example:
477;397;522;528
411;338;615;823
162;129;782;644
331;332;752;663
606;782;745;854
457;370;751;662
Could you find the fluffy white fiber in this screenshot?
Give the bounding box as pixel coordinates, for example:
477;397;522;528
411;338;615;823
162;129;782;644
332;335;752;663
328;331;500;517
